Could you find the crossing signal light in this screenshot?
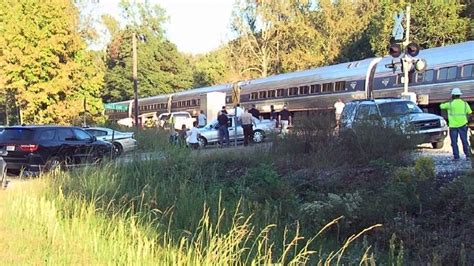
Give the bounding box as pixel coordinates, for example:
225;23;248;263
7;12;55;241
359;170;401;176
406;42;420;57
389;43;402;58
414;58;427;72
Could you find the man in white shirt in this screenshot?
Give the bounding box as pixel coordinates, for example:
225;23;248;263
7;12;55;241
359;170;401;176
334;99;345;126
240;109;256;146
187;121;201;149
197;110;206;128
234;103;244;118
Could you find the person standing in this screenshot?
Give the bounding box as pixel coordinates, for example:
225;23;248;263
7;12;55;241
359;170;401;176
217;111;230;147
221;106;228;114
248;104;260;120
440;88;472;160
187;121;201;149
197;110;207;128
240;109;256;146
270;105;278;127
334;99;345;126
278;105;292;135
234;103;244;117
178;124;188;146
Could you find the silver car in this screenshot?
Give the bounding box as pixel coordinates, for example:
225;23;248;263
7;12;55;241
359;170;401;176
193;115;277;147
85;127;138;156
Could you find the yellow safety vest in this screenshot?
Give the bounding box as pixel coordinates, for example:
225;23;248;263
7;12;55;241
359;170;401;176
440;99;472;128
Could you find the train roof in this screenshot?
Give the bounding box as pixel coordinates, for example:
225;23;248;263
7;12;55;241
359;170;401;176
240;58;378;90
375;41;474;73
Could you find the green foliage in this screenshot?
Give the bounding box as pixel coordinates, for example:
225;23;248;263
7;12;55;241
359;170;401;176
299;192;363;230
102;1;193;103
368;0;470;56
190;47;232;87
0;0;105;125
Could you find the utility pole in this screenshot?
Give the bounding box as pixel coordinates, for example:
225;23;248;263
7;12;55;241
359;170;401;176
83;97;87;127
132;32;139;129
402;5;411;96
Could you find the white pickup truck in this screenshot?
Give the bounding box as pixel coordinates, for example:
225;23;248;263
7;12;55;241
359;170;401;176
164;111;196;130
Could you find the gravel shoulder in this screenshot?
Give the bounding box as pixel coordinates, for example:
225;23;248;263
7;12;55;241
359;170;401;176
416;136;473;174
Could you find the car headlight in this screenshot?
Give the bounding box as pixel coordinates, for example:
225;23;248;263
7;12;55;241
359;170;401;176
440;118;447;128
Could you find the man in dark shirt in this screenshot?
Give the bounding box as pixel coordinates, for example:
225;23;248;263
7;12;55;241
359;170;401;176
248;104;260;119
217;111;229;146
278;105;292;135
221;106;228;114
270;105;278;127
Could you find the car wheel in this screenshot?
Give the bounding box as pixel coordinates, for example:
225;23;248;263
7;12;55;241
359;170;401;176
113;142;123;157
45;156;63;173
253;130;265;143
198;137;207;148
432;141;444;149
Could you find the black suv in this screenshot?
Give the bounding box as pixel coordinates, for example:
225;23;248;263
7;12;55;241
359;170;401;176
0;126;114;174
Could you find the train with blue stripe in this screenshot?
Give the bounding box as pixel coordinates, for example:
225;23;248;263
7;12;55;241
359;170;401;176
106;41;474;122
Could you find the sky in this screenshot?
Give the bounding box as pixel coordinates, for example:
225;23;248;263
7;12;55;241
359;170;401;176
89;0;235;54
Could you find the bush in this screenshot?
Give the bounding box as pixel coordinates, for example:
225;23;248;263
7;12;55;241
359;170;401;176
272;113;418;168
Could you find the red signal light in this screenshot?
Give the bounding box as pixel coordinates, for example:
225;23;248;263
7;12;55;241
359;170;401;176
19;144;39;152
406;42;420;57
389;43;402;58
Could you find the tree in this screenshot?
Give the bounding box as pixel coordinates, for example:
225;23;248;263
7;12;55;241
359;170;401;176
190;47;234;87
0;0;105;125
368;0;469;56
102;1;193;102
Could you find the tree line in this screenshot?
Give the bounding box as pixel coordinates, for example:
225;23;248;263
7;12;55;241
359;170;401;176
0;0;472;125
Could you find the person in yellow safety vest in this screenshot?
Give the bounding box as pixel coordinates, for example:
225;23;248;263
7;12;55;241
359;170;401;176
440;88;472;160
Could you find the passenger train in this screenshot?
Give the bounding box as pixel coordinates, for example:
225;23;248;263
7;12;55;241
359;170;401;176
106;41;474;123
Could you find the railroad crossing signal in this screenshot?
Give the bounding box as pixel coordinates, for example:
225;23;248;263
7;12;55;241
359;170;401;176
232;83;240;106
392;12;405;41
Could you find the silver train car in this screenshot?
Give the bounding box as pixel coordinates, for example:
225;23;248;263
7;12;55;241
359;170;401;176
106;41;474;122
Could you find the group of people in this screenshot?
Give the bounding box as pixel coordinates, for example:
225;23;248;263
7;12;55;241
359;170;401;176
171;89;473;157
214;104;293;147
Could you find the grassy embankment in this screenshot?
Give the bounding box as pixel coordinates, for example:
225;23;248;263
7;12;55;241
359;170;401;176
1;114;473;264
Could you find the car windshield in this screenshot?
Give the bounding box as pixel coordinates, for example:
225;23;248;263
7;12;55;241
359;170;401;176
378;101;422;117
160;115;169;120
0;128;35;141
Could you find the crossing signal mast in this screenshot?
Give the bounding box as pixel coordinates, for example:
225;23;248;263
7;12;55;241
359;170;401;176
386;5;427;103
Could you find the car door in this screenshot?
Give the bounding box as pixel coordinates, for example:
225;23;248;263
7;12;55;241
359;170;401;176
227;117;244;141
56;128;83;165
72;128;95;163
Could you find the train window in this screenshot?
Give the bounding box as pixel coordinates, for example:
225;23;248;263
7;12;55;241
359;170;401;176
424;70;434;82
259;91;267;98
250;92;258;100
289;87;298;96
276;89;285;97
447;67;457;80
268;90;276;98
462;64;473;78
310;84;321;94
299;86;309;95
187;100;191;106
438;66;457;80
197;99;200;105
334;81;345;92
322;83;333;93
